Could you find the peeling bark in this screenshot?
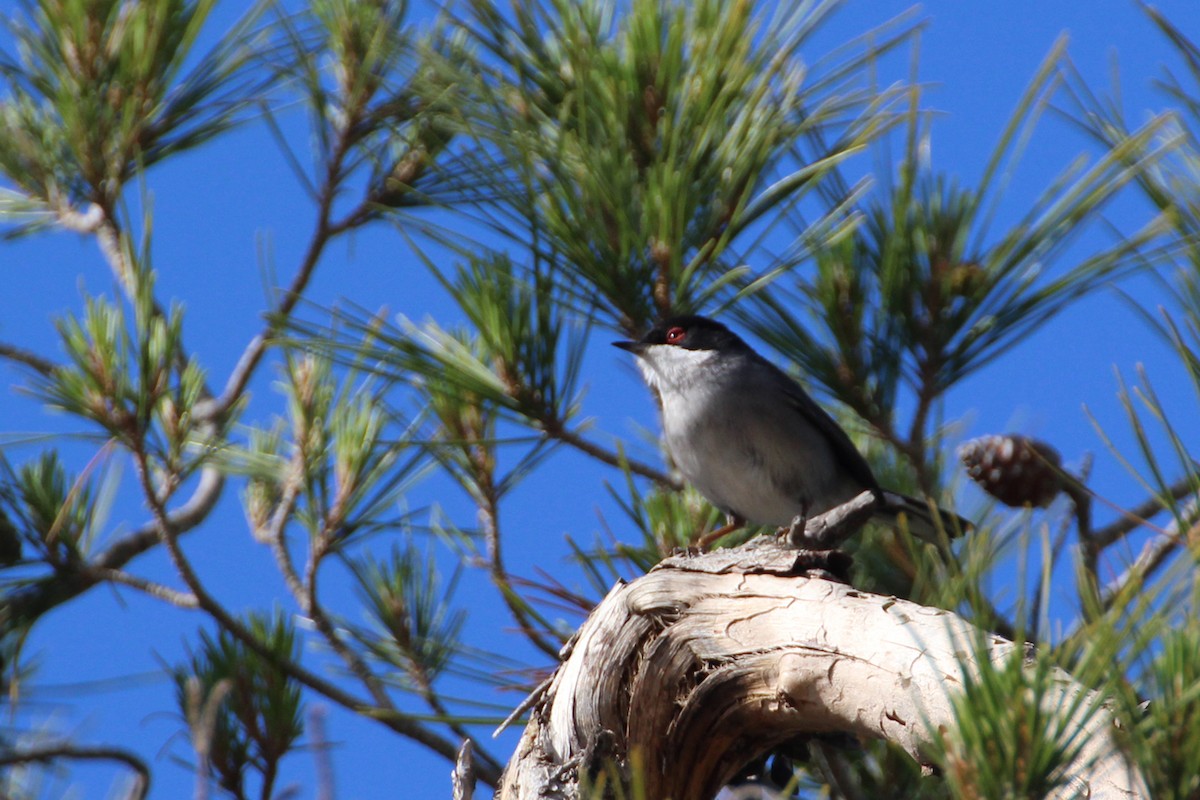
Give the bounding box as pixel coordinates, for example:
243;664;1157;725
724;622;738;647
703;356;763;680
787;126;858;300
498;537;1146;800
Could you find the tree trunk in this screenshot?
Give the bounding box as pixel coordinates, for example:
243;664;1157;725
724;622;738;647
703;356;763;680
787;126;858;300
498;537;1146;800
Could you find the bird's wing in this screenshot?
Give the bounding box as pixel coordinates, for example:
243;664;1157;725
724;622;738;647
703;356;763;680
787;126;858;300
759;355;882;494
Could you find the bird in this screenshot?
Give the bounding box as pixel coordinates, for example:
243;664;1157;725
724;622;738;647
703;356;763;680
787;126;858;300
613;314;968;547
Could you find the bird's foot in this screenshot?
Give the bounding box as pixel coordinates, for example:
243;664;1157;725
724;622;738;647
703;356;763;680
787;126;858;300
782;511;810;548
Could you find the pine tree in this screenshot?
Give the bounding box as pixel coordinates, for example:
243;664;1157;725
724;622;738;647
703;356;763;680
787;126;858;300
1;1;1198;798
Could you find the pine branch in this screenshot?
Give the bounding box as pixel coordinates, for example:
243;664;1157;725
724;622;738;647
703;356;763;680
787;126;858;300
1090;475;1199;547
127;442;503;786
541;419;681;490
0;341;59;376
2;466;223;628
0;743;150;800
81;566;199;608
1098;498;1200;610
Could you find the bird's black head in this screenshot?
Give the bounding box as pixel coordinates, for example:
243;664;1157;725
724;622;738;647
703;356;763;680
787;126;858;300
613;315;749;354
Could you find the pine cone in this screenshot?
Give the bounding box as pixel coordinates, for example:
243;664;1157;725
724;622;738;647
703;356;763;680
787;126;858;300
958;434;1063;508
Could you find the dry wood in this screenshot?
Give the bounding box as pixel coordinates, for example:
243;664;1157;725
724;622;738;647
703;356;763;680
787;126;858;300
454;739;476;800
498;536;1146;799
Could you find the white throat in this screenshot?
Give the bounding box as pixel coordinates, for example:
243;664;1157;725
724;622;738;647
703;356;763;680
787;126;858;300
635;345;721;395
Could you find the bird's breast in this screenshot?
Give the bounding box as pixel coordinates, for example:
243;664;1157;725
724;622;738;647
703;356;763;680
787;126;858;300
658;382;855;526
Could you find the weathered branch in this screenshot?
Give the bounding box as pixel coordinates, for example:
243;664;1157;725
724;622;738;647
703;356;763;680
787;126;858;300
499;538;1147;800
453;739;476;800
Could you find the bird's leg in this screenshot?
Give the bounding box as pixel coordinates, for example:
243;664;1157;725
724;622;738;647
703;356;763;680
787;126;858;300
697;513;745;550
783;503;810;548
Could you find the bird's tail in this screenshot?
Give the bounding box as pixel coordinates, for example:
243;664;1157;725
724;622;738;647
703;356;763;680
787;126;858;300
875;491;971;544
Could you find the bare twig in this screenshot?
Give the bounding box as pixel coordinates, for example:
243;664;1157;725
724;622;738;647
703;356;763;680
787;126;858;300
262;448;308;593
0;342;59;376
51;201;104;235
0;742;150;800
903;377;939;494
83;566;199;608
300;531;396;710
541;420;681;489
493;674;553;738
1090;475;1198;548
1097;498;1200;610
452;739;476;800
93;216;139;297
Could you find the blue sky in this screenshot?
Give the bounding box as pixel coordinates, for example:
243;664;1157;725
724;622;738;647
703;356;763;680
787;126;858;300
3;1;1200;798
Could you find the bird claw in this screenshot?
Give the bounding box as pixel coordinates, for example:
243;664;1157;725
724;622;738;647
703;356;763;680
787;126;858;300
783;512;809;547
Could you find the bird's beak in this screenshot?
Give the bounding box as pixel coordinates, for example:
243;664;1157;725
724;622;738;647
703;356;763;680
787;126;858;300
612;340;645;354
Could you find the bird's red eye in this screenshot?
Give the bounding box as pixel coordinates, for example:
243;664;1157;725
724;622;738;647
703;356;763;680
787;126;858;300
665;326;686;344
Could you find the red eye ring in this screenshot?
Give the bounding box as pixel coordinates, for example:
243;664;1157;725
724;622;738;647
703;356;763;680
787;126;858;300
665;326;686;344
